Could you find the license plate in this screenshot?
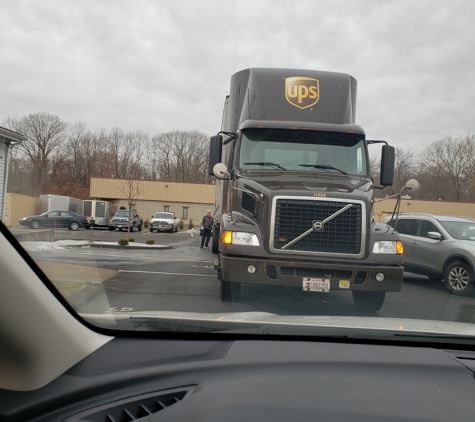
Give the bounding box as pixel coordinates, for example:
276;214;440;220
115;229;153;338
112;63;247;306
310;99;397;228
302;277;330;292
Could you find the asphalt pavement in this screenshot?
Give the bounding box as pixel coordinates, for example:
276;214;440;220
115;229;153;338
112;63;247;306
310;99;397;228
20;228;475;324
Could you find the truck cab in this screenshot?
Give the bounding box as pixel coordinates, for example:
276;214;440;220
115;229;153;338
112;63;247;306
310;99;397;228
209;68;402;310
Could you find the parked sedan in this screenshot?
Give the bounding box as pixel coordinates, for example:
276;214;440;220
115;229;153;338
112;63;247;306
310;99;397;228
383;213;475;295
19;210;90;231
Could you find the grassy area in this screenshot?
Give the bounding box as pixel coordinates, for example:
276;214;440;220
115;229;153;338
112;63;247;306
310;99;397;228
51;280;92;297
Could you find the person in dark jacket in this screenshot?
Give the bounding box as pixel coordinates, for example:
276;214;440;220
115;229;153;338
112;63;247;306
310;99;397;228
200;210;213;248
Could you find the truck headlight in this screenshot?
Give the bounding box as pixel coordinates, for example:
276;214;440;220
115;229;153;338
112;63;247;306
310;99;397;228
372;241;403;255
222;231;260;246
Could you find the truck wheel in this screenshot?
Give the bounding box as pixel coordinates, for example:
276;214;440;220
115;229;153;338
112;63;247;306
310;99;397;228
108;227;114;231
150;228;154;233
352;291;385;312
220;278;241;302
174;225;178;232
444;261;473;295
211;226;219;254
119;228;123;231
130;225;134;232
138;225;142;232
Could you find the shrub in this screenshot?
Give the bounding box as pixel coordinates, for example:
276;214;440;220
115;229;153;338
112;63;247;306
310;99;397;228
119;206;126;210
179;218;184;229
118;238;129;246
143;219;150;229
188;217;194;230
146;239;155;245
128;238;135;242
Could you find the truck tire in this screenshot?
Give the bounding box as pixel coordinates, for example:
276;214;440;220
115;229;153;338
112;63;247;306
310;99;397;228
174;225;178;232
150;228;154;233
211;226;219;254
444;261;473;295
108;227;114;231
130;225;134;232
138;225;142;232
352;291;385;312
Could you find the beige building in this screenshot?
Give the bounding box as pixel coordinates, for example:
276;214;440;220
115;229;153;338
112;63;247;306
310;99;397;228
373;197;475;222
5;193;40;227
7;179;475;228
89;177;216;226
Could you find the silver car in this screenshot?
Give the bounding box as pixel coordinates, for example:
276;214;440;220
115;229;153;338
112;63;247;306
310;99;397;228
383;213;475;295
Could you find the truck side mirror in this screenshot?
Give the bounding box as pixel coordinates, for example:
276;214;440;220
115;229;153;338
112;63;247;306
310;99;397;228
209;135;223;175
380;145;395;186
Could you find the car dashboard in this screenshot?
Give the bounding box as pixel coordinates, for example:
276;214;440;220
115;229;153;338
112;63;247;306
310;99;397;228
1;337;475;422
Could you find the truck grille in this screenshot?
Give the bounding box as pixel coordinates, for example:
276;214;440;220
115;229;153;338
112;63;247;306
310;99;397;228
272;198;363;255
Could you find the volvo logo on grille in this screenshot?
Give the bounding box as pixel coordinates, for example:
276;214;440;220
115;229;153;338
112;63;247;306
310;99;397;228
313;220;324;231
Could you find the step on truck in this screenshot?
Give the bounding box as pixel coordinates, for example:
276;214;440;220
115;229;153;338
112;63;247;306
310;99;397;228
208;68;403;311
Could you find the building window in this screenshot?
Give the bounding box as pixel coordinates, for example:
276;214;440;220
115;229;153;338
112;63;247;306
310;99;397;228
164;205;170;212
182;207;189;220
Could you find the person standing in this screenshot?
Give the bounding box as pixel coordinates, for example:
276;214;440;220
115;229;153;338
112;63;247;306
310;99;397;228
200;209;213;248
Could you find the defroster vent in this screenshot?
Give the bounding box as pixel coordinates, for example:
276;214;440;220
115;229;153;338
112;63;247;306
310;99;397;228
63;386;195;422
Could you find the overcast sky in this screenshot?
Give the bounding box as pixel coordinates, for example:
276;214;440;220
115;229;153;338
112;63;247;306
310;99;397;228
1;0;474;155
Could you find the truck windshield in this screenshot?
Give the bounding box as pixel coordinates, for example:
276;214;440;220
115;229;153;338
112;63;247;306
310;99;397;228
114;210;130;217
154;213;172;218
238;128;368;175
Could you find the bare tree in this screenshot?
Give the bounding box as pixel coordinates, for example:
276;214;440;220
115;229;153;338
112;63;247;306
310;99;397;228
383;147;415;196
420;135;475;201
150;130;211;183
6;147;31;194
118;178;143;241
3;112;69;195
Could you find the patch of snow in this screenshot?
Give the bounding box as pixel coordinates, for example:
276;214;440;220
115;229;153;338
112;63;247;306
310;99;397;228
20;239;168;252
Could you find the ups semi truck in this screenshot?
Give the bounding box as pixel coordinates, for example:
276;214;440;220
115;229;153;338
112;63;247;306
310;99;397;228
208;68;403;310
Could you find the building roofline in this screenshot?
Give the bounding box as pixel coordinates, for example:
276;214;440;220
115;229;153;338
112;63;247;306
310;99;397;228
0;126;27;143
90;176;214;186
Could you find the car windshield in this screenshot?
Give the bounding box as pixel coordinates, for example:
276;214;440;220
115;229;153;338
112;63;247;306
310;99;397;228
3;2;475;349
440;221;475;240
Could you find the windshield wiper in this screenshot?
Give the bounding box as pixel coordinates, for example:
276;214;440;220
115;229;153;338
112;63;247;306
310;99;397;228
244;162;287;171
299;164;348;175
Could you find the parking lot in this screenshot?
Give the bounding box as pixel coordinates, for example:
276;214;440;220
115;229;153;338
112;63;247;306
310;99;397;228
12;225;475;323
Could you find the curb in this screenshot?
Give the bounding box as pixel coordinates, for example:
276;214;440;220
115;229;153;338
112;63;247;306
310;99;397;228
67;283;105;309
67;243;174;250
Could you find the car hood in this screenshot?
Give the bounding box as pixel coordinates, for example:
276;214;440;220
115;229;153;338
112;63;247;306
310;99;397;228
457;239;475;249
80;311;475;341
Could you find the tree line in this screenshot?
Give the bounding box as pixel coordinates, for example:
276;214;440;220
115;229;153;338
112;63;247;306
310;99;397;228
4;112;475;203
371;135;475;202
4;112;213;198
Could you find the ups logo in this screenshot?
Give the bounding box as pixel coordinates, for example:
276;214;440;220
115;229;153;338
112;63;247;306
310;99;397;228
285;77;319;109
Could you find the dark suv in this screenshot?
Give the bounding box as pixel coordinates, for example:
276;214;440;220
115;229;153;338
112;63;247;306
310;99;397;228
383;214;475;295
